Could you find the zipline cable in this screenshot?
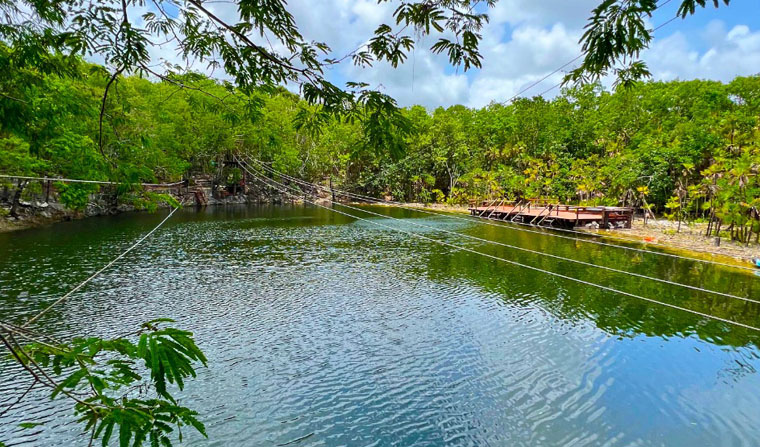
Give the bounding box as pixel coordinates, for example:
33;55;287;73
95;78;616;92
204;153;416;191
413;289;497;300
503;54;584;104
533;11;681;99
238;158;760;333
507;0;679;102
238;159;756;304
330;198;757;303
246;155;753;267
0;174;184;188
242;155;758;272
244;155;614;242
23;207;178;327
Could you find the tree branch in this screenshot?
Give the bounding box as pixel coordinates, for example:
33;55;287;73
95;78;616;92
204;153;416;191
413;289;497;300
138;63;237;112
0;91;29;104
186;0;317;81
98;66;124;161
0;377;38;418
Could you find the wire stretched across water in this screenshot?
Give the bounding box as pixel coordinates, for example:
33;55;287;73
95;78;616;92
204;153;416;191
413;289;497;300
237;158;760;333
0;174;184;188
508;0;679;102
242;155;757;273
23;207;178;327
247;154;748;263
238;158;756;304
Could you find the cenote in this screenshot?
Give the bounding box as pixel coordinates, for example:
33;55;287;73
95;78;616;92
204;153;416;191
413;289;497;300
2;204;760;446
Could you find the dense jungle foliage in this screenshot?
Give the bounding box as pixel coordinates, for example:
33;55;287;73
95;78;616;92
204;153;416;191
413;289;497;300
2;56;759;241
1;1;748;445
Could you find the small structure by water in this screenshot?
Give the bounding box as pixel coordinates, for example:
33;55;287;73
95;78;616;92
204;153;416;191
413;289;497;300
469;200;634;229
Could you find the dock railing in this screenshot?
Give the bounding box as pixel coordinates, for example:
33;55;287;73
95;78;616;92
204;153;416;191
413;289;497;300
468;199;634;229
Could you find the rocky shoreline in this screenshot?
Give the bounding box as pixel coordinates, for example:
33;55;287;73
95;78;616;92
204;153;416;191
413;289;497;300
0;182;294;233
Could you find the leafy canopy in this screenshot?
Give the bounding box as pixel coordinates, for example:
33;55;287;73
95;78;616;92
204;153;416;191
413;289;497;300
2;319;207;447
1;0;496;157
567;0;732;87
1;0;732;156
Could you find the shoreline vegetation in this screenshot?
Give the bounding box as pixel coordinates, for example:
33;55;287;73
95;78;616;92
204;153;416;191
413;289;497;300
3;198;757;271
4;1;758;445
397;203;760;269
2;58;759;269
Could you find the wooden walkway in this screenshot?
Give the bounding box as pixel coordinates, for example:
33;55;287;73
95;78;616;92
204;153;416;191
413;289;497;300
468;201;634;229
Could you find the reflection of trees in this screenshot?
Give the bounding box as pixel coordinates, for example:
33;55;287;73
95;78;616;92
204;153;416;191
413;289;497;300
422;225;760;348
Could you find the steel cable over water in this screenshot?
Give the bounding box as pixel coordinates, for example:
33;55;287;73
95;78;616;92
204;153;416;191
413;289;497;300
0;174;184;188
22;207;179;327
242;154;758;272
247;153;742;263
340;204;757;303
249;169;756;304
243;156;675;246
1;206;182;431
242;157;755;303
237;157;760;333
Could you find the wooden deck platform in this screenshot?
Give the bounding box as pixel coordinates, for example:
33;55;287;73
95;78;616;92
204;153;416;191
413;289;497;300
468;201;634;229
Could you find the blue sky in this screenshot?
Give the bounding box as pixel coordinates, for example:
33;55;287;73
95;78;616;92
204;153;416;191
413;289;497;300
656;0;758;39
143;0;760;109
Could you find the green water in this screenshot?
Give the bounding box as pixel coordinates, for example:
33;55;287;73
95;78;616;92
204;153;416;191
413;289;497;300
1;204;759;446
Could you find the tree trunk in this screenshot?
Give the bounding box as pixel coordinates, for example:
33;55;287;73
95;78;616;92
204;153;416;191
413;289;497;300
109;186;119;214
677;207;682;233
10;180;28;218
706;207;715;236
726;223;735;241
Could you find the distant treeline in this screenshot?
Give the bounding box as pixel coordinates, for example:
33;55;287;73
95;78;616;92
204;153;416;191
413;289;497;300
1;51;759;241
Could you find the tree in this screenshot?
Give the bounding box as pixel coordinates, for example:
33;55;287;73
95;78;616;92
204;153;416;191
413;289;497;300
2;0;735;158
568;0;732;87
1;319;208;446
0;137;48;216
0;0;498;159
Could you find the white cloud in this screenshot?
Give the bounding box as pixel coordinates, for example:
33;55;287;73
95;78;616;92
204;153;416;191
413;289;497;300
103;2;760;109
490;0;598;29
466;23;582;107
645;20;760;83
339;42;470;109
287;0;394;54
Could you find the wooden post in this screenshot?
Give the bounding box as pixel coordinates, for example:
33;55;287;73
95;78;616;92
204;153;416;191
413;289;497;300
45;180;51;203
601;208;609;229
487;199;505;219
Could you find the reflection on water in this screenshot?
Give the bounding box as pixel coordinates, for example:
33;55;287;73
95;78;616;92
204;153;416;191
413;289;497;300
1;204;760;446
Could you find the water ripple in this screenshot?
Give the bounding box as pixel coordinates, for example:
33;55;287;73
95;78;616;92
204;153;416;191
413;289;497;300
2;205;760;446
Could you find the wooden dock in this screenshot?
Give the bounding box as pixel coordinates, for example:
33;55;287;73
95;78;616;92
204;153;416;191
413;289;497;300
468;200;634;229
